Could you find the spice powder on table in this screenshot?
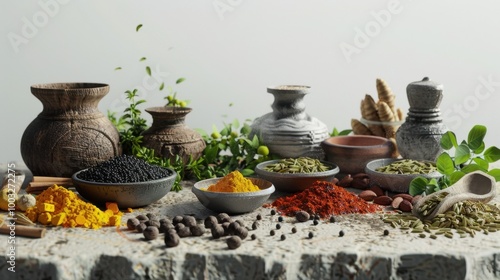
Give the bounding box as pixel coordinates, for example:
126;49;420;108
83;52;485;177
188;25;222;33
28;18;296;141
270;181;380;218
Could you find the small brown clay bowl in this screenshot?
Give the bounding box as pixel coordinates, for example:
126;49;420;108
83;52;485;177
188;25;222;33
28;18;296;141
321;135;396;175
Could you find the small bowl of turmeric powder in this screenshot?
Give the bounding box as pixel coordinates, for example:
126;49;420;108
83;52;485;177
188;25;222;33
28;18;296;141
192;171;275;214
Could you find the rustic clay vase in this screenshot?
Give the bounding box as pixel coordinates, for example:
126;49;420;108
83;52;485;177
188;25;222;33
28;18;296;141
396;77;448;161
20;83;121;177
141;106;206;163
250;85;329;159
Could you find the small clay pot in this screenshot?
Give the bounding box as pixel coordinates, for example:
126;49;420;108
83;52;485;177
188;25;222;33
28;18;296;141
321;135;396;175
141;106;205;163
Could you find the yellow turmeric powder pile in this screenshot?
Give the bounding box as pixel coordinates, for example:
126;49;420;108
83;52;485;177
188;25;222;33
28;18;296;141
25;184;122;229
207;171;260;193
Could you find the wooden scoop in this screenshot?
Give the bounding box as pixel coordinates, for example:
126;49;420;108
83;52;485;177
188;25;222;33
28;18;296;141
412;171;497;220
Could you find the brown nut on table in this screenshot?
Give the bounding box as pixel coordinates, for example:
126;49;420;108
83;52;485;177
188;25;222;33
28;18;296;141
373;195;393;206
392;193;413;202
399;199;413;212
351;177;370;190
369;184;385;197
359;190;377;201
391;197;404;209
337;174;353;187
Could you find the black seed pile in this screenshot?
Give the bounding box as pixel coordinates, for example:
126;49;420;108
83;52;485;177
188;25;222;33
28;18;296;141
76;155;173;183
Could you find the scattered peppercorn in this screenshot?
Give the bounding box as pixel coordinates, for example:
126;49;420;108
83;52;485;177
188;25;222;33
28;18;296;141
177;226;192;238
136;223;147;233
256;214;262;220
235;220;245;227
183;216;197;227
191;225;205;237
276;224;281;230
308;232;314;239
173;215;184;225
383;229;389;236
145;220;161;228
235;227;248;240
204;216;218;229
227;236;242;250
313;219;319;226
270;209;276;216
228;222;241;235
339;230;345;237
216;213;231;223
278;216;284;222
146;213;157;221
159;222;174;233
127;218;140;230
329;216;336;223
270;230;276;236
221;222;231;235
280;234;286;241
136;214;148;222
211;225;225;239
175;223;185;232
252;221;259;230
296;211;310;223
251;234;257;240
165;232;180;248
291;227;297;234
314;214;320;220
143;226;159;240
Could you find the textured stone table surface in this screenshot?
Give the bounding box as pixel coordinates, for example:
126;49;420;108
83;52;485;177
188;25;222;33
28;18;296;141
1;163;500;280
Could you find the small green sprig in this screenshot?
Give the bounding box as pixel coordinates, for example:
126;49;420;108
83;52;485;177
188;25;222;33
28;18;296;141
409;125;500;196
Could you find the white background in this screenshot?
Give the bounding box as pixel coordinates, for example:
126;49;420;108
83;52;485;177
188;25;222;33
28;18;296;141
2;0;500;164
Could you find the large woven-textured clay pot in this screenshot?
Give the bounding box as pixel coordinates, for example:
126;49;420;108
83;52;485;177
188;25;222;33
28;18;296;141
20;83;121;177
141;106;206;163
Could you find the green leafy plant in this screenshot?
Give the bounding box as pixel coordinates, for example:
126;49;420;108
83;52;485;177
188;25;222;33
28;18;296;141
108;89;148;155
188;119;273;180
409;124;500;196
330;127;352;136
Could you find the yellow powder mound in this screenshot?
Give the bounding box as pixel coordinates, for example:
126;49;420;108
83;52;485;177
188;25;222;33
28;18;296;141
207;171;260;193
25;184;122;229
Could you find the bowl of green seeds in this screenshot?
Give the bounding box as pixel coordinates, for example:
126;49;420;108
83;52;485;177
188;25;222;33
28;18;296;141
365;158;442;193
255;157;339;192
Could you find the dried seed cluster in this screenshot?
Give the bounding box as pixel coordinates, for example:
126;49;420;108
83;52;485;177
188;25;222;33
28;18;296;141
375;159;437;175
263;157;331;173
382;200;500;238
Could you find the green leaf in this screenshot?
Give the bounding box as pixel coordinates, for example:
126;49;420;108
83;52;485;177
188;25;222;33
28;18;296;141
487;169;500;181
203;145;218;163
220;126;229;136
440;131;457;150
114;67;122;71
139;57;146;62
338;129;352;136
229;139;240;155
240;169;254;176
460;164;487;174
409;177;429;196
251;135;260;149
145;66;151;76
436;152;455;175
454;143;471;165
484;146;500;163
136;24;143;32
232;119;240;129
449;171;466;185
472;157;489;170
467;125;486;150
331;127;339;136
473;142;485;154
159;82;165;91
240;123;251;136
176;77;186;84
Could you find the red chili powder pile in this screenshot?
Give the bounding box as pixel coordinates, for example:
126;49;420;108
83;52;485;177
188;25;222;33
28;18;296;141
270;181;380;218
